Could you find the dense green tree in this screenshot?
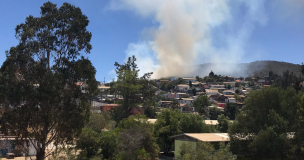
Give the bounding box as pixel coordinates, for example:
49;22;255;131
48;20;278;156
86;112;116;133
179;114;211;133
227;84;232;89
177;77;186;84
117;115;159;160
217;114;230;133
170;98;180;109
99;130;118;159
112;56;155;122
229;87;299;159
293;94;304;159
209;107;224;120
235;89;240;94
269;71;273;80
144;106;157;118
209;70;215;77
76;128;101;159
196;75;202;82
192;95;211;117
234;94;242;102
301;63;304;76
154;109;182;154
192;88;197;96
224;103;239;120
177;142;236;160
0;2;96;160
189;81;193;88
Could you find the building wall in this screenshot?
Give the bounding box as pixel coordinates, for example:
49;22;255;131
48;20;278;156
174;140;196;159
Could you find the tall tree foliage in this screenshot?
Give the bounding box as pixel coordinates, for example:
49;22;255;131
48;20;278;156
0;2;97;160
112;56;156;122
228;87;299;159
116;115;159;160
154;109;182;154
177;142;236;160
192;95;210;117
179;113;211;133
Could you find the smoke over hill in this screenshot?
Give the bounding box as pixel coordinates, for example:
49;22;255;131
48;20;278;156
196;61;302;78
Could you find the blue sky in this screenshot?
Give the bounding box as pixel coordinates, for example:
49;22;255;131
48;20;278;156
0;0;304;81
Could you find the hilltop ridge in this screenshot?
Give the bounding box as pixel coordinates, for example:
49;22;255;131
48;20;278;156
197;60;302;77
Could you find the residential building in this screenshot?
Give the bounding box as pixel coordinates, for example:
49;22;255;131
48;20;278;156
205;89;218;95
175;93;188;98
178;98;193;105
177;84;190;92
225;98;236;103
171;133;230;159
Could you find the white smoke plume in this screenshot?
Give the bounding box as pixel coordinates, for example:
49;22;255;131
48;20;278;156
106;0;300;78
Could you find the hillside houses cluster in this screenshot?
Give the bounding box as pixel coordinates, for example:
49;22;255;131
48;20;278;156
86;75;276;116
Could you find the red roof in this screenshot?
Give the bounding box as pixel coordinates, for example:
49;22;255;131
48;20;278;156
217;103;226;108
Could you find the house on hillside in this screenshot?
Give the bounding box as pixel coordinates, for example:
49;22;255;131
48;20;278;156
179;103;195;113
178;98;194;105
160;80;170;84
176;84;190;92
175;93;188;98
192;82;203;91
205;89;219;95
210;85;226;93
159;101;172;108
225;98;236;103
223;82;236;88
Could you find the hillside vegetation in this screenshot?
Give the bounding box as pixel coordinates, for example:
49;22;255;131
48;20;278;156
198;61;302;77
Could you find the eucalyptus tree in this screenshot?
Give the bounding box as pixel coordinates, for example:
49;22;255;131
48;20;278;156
0;2;97;160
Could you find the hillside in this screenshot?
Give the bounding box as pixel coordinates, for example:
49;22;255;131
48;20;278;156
197;61;302;77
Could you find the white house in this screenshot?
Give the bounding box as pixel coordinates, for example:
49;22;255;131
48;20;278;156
225;98;236;103
179;98;194;105
205;89;218;95
177;84;190;92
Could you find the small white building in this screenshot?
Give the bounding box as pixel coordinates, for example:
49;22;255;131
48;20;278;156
177;84;190;92
225;98;236;103
179;98;194;105
205;89;218;95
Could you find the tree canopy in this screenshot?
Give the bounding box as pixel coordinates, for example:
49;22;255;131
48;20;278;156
111;56;156;122
0;2;97;160
192;95;210;117
228;87;300;159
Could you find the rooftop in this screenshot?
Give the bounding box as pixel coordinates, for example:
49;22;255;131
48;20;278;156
177;84;189;87
147;119;157;124
172;133;230;142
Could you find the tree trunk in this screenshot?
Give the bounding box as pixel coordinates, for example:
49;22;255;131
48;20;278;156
36;148;46;160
